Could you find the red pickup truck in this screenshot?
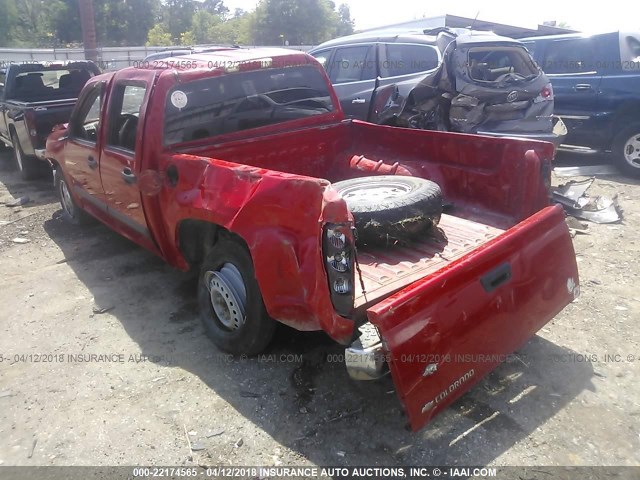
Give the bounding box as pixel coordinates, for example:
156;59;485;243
42;48;579;431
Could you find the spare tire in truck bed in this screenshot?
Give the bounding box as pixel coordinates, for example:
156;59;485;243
332;175;443;245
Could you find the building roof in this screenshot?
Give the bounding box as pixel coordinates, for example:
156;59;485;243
360;14;577;39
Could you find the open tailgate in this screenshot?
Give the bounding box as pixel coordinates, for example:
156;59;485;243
367;205;579;431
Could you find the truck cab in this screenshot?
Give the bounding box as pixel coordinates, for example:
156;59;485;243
0;60;99;179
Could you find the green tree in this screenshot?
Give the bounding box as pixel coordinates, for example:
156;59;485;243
250;0;349;45
51;0;82;46
198;0;228;17
208;14;252;44
12;0;67;47
146;23;173;46
94;0;160;46
187;10;222;44
163;0;197;43
0;0;19;46
335;3;354;37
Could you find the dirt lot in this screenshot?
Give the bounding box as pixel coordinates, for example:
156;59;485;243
0;148;639;471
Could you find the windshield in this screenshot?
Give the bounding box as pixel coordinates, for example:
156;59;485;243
164;65;334;145
467;46;539;85
9;68;93;102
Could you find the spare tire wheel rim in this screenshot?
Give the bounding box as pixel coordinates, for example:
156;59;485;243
623;133;640;168
204;263;247;331
339;180;413;202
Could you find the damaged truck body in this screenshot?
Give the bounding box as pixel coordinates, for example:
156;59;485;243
42;48;579;431
310;28;566;146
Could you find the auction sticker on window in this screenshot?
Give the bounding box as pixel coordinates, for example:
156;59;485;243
170;90;188;109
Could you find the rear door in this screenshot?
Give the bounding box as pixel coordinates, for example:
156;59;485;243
538;38;603;147
366;205;579;431
62;82;106;208
370;43;441;124
327;44;377;120
99;70;157;250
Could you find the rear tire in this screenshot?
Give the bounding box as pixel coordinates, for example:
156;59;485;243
10;131;40;180
198;237;275;356
332;175;443;245
55;169;94;226
612;123;640;177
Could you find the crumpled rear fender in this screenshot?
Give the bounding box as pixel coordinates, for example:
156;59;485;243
159;153;355;343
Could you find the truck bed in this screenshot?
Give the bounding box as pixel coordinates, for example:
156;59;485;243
354;213;504;309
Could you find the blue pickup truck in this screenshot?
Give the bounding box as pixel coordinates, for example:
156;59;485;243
521;32;640;176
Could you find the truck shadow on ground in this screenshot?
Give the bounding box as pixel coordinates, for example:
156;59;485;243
0;151;56;207
42;209;597;467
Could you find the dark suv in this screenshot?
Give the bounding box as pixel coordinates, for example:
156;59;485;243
521;31;640;176
309;28;565;146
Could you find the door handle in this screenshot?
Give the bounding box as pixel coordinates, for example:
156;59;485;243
87;156;97;170
574;84;593;91
351;98;366;104
121;167;137;184
480;263;512;293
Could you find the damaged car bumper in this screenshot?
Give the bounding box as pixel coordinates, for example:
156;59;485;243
477;117;567;148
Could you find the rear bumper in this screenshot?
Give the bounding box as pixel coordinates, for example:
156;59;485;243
477;118;568;148
345;323;387;381
476;130;562;147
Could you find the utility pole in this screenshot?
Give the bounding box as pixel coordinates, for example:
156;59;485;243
78;0;98;62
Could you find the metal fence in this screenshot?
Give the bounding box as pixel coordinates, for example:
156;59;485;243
0;45;313;70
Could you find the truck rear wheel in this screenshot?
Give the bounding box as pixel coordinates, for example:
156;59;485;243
55;169;94;226
332;175;443;245
613;123;640;177
10;131;40;180
198;237;275;356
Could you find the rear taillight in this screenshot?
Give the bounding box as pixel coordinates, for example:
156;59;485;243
24;110;37;134
323;223;355;317
536;83;554;102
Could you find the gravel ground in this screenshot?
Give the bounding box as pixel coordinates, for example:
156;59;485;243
0;148;638;473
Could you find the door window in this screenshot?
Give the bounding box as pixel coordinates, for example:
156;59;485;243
542;39;595;74
107;84;147;152
330;46;373;84
310;49;333;70
382;44;439;78
70;88;102;143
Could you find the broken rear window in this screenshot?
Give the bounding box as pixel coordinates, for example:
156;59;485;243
164;65;334;145
467;47;539;84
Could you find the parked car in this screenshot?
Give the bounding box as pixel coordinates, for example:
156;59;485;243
142;45;240;63
42;48;578;431
309;28;566;147
0;60;100;179
521;31;640;176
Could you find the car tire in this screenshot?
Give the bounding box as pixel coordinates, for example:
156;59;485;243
198;237;276;356
55;169;94;226
332;175;443;245
10;131;40;180
612;123;640;177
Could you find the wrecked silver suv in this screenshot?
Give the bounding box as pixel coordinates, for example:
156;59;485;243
309;28;566;146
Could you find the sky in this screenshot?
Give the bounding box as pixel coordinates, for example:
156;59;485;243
224;0;640;34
